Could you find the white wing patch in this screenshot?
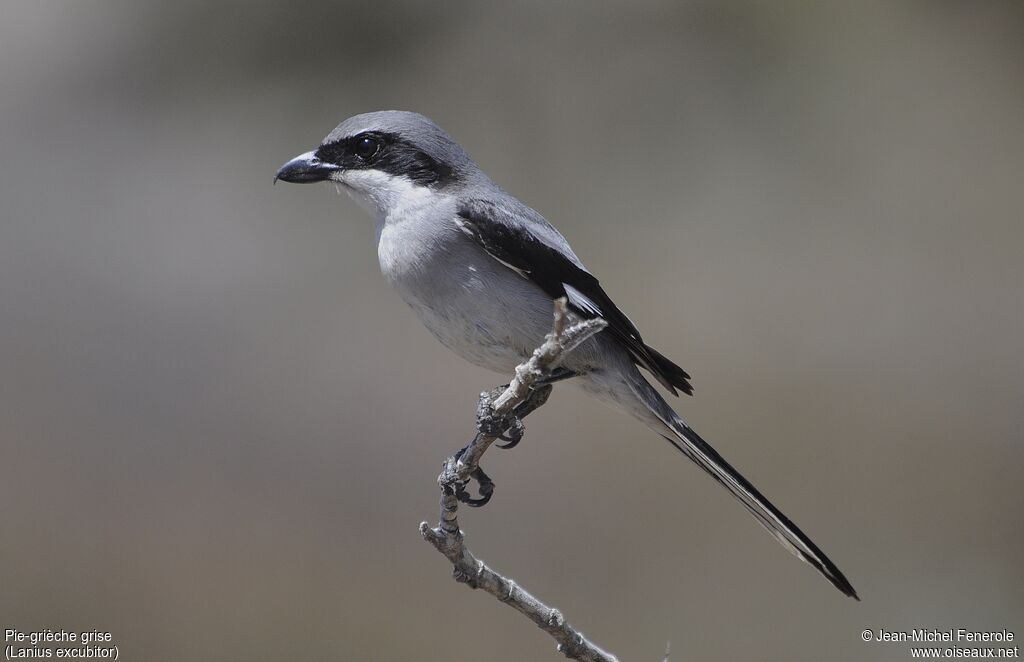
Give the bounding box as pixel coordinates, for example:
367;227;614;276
454;217;531;279
453;216;472;234
564;283;603;317
491;255;530;279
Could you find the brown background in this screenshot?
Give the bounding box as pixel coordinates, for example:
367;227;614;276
1;2;1022;660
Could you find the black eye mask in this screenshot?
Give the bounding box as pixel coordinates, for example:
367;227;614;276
316;131;457;188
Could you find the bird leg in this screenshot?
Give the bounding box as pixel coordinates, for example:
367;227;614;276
452;377;554;506
496;367;576;449
535;366;577;388
454;367;579;505
452;457;494;507
495;383;551;449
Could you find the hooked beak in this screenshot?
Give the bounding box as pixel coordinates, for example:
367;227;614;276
273;151;341;184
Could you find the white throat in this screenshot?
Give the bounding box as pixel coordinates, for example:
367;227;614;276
331;169;436;227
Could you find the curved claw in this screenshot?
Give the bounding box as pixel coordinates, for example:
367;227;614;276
455;467;495;507
496;419;525;449
455;484;490;507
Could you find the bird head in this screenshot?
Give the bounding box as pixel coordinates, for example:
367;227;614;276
275;110;479;219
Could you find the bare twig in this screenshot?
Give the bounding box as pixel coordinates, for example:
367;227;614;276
420;298;617;662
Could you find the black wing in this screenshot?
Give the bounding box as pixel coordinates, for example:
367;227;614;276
456;199;693;395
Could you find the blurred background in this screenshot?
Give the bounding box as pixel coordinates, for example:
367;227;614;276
1;2;1022;660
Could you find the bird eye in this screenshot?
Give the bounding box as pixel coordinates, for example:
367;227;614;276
354;136;380;160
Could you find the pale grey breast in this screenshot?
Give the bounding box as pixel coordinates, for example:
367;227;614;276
376;208;555;375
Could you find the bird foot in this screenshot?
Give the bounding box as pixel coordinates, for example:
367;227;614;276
452;443;495;507
454;372;571;506
476;382;555;450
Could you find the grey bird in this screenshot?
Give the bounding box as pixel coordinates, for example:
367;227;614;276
275;110;858;599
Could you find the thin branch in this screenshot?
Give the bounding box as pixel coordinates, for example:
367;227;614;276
420;298;617;662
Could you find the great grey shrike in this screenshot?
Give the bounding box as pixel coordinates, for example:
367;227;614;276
275;110;857;599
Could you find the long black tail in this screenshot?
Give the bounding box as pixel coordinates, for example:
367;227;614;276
627;375;859;599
